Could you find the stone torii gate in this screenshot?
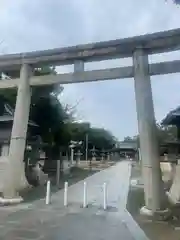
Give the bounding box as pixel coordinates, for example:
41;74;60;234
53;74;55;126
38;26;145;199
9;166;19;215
0;28;180;215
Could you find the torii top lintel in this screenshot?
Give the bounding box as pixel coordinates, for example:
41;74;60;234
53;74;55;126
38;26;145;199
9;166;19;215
0;28;180;71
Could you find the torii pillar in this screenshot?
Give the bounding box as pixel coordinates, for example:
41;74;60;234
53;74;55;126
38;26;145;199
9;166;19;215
3;64;32;201
133;48;168;216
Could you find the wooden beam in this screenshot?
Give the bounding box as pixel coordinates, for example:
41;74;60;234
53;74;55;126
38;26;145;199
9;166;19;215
0;79;19;89
149;59;180;75
0;28;180;70
0;67;133;89
0;60;179;90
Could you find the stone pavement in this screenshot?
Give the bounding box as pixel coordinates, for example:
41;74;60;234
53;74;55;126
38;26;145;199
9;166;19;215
0;160;149;240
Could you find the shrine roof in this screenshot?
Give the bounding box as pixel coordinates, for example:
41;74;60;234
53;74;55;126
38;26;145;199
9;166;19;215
0;98;38;127
162;106;180;126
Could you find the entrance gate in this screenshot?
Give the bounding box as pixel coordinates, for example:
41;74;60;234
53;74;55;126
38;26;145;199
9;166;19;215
1;28;180;216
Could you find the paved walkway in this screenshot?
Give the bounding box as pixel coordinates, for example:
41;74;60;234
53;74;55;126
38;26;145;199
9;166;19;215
0;161;148;240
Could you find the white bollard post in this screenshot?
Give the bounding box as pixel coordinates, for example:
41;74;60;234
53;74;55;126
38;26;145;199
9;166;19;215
138;148;142;162
64;182;68;207
45;180;51;205
103;182;107;210
83;181;87;208
71;148;74;165
56;160;61;187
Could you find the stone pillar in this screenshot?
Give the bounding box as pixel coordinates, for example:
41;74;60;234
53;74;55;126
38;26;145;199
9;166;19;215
3;64;32;199
133;48;167;216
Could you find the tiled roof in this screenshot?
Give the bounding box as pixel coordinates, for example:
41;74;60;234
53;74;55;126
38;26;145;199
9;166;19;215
0;101;38;127
161;106;180;126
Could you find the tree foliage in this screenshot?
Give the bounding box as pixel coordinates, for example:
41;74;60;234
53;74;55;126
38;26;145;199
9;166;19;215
165;0;180;4
123;123;177;146
156;124;177;143
0;67;117;160
172;0;180;4
88;128;116;150
61;122;116;151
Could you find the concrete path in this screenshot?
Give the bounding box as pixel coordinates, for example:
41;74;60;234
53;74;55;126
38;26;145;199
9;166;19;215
0;160;149;240
52;160;131;209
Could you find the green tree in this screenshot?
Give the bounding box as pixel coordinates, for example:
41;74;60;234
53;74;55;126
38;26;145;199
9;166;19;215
156;123;177;143
171;0;180;4
123;123;177;148
1;67;117;164
87;127;116;150
0;67;72;156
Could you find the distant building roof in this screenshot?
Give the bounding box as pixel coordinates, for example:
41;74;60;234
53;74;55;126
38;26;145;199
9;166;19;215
0;115;38;127
162;106;180;126
118;141;137;150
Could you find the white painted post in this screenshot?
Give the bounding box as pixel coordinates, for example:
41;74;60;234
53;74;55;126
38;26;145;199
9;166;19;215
56;160;60;186
103;182;107;210
107;153;110;162
138;148;142;162
76;150;82;165
71;148;74;165
64;182;68;207
45;180;51;205
85;133;88;163
83;181;87;208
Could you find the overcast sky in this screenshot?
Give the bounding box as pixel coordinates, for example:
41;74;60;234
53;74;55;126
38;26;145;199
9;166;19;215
0;0;180;140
